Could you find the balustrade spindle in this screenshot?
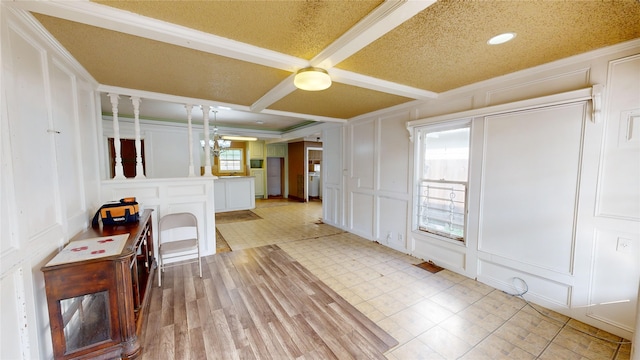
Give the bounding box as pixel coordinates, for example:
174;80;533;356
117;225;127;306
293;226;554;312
186;104;195;177
131;96;145;179
107;93;125;179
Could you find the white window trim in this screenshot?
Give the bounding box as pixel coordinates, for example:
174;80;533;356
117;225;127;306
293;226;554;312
413;120;471;243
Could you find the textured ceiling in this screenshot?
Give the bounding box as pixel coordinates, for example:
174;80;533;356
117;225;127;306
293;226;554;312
14;0;640;138
339;0;640;92
94;0;383;60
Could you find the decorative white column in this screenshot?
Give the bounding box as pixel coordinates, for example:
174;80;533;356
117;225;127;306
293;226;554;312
185;104;196;177
130;96;145;179
107;93;125;179
201;105;213;177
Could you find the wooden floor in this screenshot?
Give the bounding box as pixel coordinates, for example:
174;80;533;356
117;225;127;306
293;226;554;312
140;244;398;359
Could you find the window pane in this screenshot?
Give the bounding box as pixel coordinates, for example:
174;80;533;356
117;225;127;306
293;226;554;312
417;124;470;242
418;180;466;241
423;127;470;182
219;149;242;171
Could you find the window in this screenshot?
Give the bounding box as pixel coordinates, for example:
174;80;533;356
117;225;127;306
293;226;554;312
416;122;470;242
219;149;242;171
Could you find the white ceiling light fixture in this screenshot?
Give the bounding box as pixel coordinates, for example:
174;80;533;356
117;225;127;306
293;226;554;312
487;32;517;45
294;67;332;91
221;135;258;142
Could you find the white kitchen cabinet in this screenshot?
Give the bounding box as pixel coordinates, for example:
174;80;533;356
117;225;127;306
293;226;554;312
250;169;265;198
249;141;264;159
266;143;286;158
214;176;256;213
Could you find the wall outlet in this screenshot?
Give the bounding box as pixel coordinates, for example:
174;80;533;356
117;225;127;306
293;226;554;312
616;237;633;253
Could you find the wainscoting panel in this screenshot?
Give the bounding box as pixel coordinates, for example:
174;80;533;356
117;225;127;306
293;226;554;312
411;235;467;274
350;192;374;239
586;229;639;332
477;257;572;308
101;178;216;257
377;196;408;252
323;185;342;228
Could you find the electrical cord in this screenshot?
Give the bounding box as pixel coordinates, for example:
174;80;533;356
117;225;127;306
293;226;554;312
503;277;632;345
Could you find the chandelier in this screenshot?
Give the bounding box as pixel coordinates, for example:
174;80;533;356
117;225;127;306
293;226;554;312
200;110;230;157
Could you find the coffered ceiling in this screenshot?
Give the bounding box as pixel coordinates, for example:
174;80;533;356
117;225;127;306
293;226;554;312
11;0;640;138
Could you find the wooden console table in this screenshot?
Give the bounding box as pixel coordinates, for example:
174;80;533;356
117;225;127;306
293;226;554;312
42;209;155;359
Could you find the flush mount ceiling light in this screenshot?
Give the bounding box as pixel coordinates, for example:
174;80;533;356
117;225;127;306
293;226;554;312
294;67;332;91
487;32;517;45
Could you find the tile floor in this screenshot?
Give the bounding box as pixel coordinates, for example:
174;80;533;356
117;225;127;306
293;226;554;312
215;200;633;360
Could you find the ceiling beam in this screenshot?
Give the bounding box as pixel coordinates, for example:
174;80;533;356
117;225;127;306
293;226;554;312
12;0;307;71
312;0;437;69
329;68;438;100
250;74;299;112
250;0;438;112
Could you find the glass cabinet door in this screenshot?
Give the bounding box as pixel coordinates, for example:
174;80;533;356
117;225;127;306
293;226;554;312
60;291;111;353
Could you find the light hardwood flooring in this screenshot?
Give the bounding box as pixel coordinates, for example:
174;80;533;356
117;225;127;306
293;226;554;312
141;200;632;359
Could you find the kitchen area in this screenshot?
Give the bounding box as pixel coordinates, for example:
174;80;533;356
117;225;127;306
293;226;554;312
212;139;322;212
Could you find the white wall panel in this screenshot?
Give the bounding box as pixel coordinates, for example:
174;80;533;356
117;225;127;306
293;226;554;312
76;85;101;213
379;114;410;194
322;126;344;228
597;55;640;220
587;229;639;332
351;120;375;190
378;196;408;251
411;235;467;272
2;9;104;357
7;25;60;238
1;89;19;271
350;192;374;238
101;178;216;257
0;268;29;359
477;259;572;307
323;186;341;227
479;103;586;273
323;126;343;186
148;129;191;178
51;61;85;223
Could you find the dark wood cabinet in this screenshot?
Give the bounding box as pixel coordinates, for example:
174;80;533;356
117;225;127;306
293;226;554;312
42;209;155;359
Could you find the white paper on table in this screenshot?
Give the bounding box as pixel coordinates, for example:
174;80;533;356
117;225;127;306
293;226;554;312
46;233;130;266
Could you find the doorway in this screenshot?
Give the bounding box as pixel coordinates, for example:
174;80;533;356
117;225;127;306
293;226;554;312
306;147;322;202
108;138;145;178
267;157;284;198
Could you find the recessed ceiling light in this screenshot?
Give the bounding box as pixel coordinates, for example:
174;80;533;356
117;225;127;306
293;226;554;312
487;32;516;45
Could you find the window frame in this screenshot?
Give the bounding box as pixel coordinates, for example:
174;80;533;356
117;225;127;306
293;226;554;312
218;148;243;172
413;120;471;243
